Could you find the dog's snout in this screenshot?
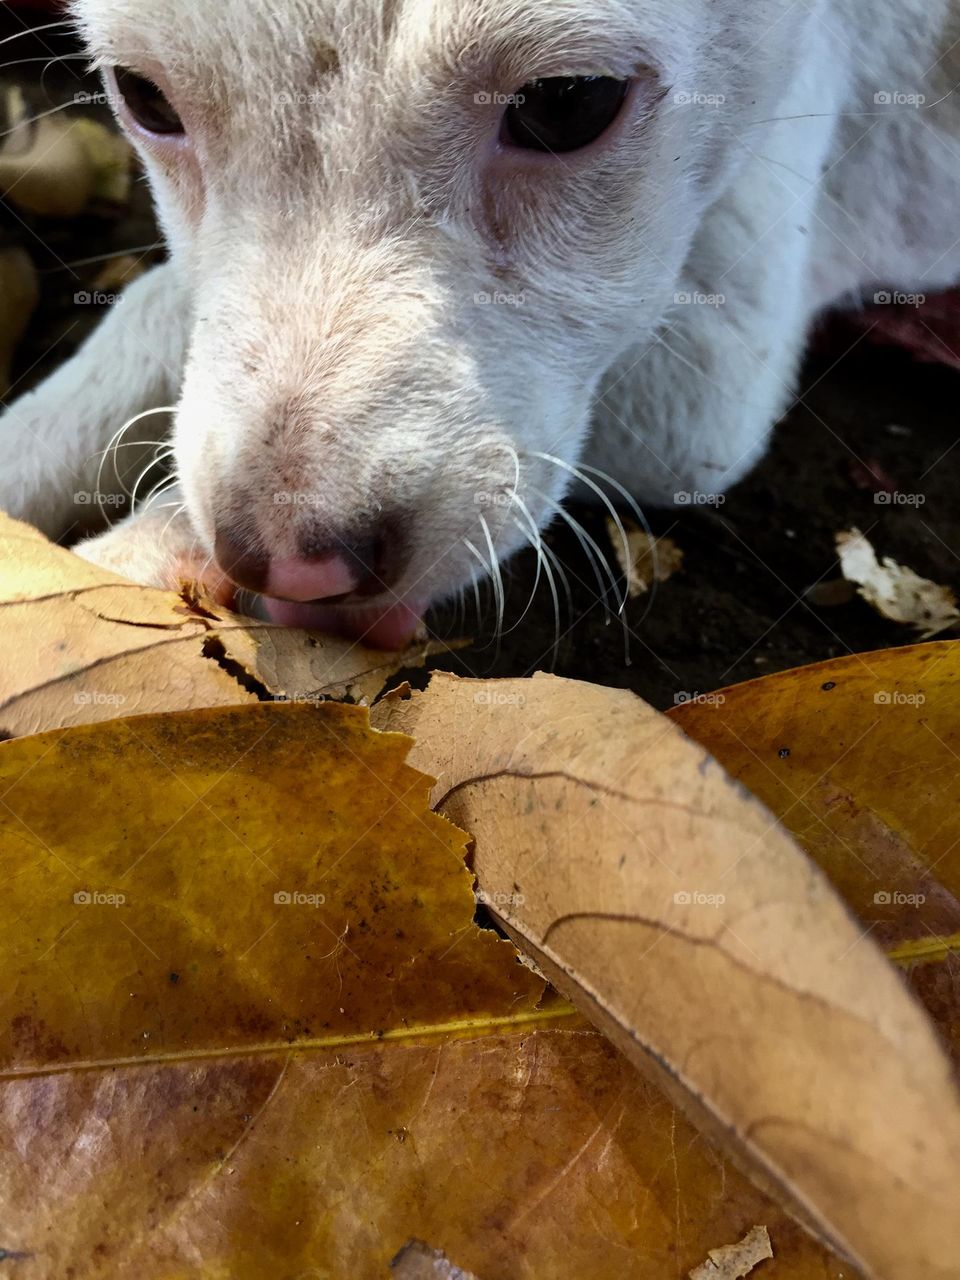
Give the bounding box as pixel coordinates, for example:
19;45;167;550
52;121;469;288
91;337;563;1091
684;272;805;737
214;518;409;603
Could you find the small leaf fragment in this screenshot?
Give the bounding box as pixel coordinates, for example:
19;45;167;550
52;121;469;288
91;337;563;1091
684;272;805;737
607;517;684;597
688;1226;773;1279
836;527;960;638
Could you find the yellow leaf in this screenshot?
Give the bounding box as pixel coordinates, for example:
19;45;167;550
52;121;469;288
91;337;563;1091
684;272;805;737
0;702;841;1279
0;513;432;735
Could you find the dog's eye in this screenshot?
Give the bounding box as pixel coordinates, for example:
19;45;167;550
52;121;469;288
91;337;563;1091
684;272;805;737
115;68;184;136
501;76;630;153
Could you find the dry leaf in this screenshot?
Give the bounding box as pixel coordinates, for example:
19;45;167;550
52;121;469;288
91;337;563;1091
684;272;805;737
688;1226;773;1279
0;513;432;735
0;704;835;1279
836;527;960;638
607;516;684;597
374;672;960;1280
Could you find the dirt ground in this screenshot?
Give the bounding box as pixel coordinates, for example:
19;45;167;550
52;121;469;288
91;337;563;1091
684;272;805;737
4;12;959;711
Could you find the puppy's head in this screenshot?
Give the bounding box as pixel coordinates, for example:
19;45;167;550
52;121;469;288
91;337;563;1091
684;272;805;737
72;0;806;645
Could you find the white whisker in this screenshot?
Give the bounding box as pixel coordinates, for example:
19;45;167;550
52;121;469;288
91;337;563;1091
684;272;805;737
0;21;73;49
0;99;82;140
529;483;622;616
94;405;177;525
530;451;633;617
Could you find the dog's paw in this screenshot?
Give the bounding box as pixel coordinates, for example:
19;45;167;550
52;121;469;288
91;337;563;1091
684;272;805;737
74;516;233;605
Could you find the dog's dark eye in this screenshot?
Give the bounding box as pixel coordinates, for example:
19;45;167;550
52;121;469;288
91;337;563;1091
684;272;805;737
501;76;630;153
115;68;184;136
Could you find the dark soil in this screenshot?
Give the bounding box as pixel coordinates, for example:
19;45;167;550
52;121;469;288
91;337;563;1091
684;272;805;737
4;11;959;711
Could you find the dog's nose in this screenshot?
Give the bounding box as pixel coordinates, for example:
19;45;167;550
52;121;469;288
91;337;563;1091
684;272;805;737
266;553;363;602
213;532;270;595
214;525;404;601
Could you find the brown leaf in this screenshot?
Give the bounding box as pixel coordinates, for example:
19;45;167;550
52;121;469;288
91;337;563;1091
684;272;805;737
688;1226;773;1279
0;513;432;735
374;672;960;1280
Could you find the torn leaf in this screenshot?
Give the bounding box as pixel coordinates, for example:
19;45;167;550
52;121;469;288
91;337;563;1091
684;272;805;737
836;528;960;639
0;513;433;735
607;517;684;597
688;1226;773;1279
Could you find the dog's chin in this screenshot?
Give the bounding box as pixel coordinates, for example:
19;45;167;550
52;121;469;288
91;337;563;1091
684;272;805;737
261;595;429;651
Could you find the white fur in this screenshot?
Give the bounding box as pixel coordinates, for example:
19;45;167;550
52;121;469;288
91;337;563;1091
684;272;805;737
2;0;959;610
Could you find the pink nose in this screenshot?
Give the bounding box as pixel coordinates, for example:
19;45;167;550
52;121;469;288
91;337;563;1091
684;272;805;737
265;555;358;602
214;525;407;601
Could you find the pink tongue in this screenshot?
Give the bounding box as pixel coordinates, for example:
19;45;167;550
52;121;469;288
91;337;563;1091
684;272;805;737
262;597;425;650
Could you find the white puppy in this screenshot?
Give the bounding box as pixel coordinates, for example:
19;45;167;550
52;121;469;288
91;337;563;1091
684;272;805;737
2;0;958;646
